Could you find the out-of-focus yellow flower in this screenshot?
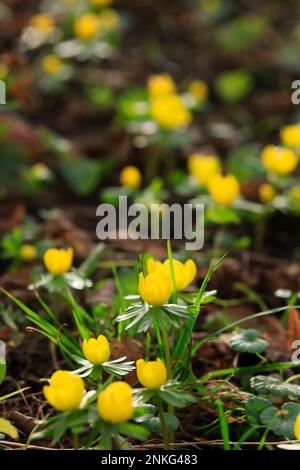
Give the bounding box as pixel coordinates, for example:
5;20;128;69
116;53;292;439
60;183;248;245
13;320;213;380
261;145;298;175
208;174;240;206
136;358;167;389
74;13;100;40
91;0;113;6
97;382;133;424
120;166;142;189
295;414;300;440
289;186;300;203
138;270;172;306
82;335;110;365
280;124;300;148
150;94;192;129
0;64;8;80
44;247;73;275
258;183;277;204
29;14;55;34
148;74;176;98
20;244;37;261
147;258;196;291
42;55;63;76
188;80;208;102
31;163;51;180
43;370;84;411
188;154;220;187
99;9;120;32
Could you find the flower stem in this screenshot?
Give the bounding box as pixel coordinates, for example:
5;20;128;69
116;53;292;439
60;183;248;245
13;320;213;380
157;394;170;450
162;328;171;380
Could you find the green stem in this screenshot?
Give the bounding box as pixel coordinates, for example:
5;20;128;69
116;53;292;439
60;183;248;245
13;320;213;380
157;394;170;450
162;328;171;380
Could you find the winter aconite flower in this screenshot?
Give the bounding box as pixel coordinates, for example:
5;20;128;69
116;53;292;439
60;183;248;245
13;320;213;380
99;9;120;32
97;382;133;424
289;186;300;204
138;270;173;306
258;183;277;204
74;13;100;40
261;145;298;175
120;166;142;189
147;74;176;98
188;80;208;102
82;335;110;365
44;247;73;275
42;55;63;76
150;94;192;129
43;370;84;412
147;258;196;292
188;154;220;187
208;174;240;206
136;358;167;389
280;123;300;148
20;244;37;261
295;414;300;440
29;14;55;34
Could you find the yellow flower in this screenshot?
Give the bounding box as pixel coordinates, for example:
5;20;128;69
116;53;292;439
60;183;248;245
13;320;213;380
44;247;73;275
42;55;63;76
0;64;8;80
31;163;51;180
147;258;196;291
261;145;298;175
147;74;176;98
280;124;300;148
20;244;37;261
289;186;300;203
74;13;100;40
188;80;208;102
97;381;133;424
208;174;240;206
120;166;142;189
188;154;220;187
295;414;300;440
29;14;55;34
43;370;84;411
136;358;167;389
138;270;172;306
258;183;277;204
82;335;110;365
99;9;120;32
91;0;113;6
150;94;192;129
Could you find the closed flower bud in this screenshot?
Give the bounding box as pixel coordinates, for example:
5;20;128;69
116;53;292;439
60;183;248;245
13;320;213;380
280;124;300;148
29;14;55;34
136;358;167;389
188;154;220;187
20;244;37;261
43;370;84;412
208;174;240;206
258;183;276;204
147;258;196;291
97;381;133;424
150;94;192;129
120;166;142;189
261;145;298;175
188;80;209;102
74;13;100;40
82;335;110;365
295;413;300;440
148;74;176;98
44;247;73;275
138;270;172;307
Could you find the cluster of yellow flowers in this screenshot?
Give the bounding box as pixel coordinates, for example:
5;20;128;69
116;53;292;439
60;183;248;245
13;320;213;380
147;74;207;130
138;257;196;306
44;349;167;423
188;153;241;206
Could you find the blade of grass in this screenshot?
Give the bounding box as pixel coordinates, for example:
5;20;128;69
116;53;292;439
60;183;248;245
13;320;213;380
216;399;231;450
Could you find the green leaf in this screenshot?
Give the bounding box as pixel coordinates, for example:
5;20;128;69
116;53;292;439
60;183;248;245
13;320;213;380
0;341;6;386
245;396;273;426
260;402;300;440
250;375;300;399
0;418;19;439
231;329;269;354
119;422;150;441
137;413;180;433
59;156;104;196
206;206;240;224
228;146;265;182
